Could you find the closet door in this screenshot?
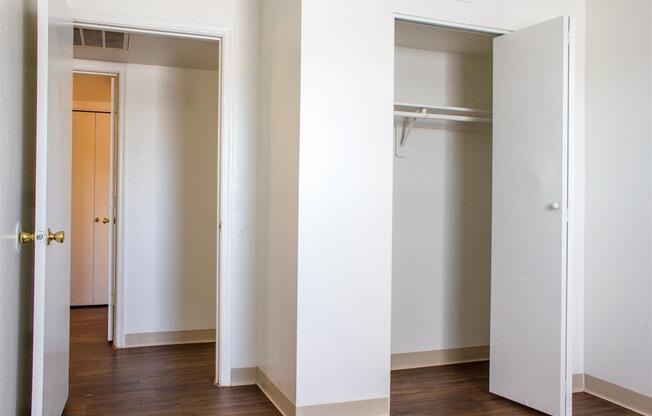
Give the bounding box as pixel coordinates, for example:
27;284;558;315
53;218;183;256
491;16;572;416
93;113;111;305
71;112;95;306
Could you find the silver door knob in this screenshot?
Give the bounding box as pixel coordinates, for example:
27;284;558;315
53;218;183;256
550;202;561;210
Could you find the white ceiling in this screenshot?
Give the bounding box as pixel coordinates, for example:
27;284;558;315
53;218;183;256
73;31;219;71
395;20;496;56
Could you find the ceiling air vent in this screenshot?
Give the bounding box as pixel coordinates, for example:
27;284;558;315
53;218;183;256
73;27;82;45
73;27;130;50
104;31;126;49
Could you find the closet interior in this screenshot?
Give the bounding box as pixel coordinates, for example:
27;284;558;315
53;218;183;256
392;21;497;368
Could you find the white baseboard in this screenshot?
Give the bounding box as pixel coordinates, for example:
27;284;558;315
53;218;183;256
122;328;215;348
391;346;490;370
255;368;389;416
231;367;257;386
297;397;389;416
572;373;585;393
256;368;296;416
585;374;652;416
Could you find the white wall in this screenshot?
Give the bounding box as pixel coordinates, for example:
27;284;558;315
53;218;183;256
585;0;652;396
257;0;301;402
295;0;395;407
0;0;36;414
68;0;260;369
393;47;492;354
120;63;218;334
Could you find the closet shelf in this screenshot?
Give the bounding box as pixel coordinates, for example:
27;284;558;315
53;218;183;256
394;103;493;150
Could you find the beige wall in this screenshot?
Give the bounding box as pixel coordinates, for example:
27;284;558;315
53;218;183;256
73;73;112;112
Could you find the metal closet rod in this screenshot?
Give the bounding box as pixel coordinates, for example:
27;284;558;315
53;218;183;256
394;102;493;124
394;103;492;153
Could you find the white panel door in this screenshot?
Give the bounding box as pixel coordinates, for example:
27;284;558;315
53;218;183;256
71;112;95;306
32;0;72;413
491;16;572;416
93;113;112;305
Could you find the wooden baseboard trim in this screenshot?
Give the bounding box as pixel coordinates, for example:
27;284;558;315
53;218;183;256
573;374;585;393
391;346;490;370
256;368;296;416
231;367;256;386
122;329;215;348
585;374;652;416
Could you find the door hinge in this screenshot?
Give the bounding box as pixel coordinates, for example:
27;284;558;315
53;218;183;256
218;221;222;232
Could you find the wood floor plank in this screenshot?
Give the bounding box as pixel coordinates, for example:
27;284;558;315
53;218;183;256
65;308;636;415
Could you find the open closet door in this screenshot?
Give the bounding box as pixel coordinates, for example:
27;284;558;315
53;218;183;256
32;0;73;414
490;16;572;416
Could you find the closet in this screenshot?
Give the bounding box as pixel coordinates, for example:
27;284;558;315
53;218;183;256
71;73;113;306
391;17;574;416
392;20;494;360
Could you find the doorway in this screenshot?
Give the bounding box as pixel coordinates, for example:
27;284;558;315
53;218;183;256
70;73;116;340
67;26;222;402
390;16;575;416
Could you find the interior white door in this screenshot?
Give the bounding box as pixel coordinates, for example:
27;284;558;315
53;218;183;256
32;0;72;414
491;16;572;416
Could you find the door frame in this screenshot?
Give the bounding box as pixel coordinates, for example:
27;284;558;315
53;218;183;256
72;60;124;343
72;18;234;387
392;12;575;414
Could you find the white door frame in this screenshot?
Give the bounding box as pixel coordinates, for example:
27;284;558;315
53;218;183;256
392;12;575;414
72;18;234;387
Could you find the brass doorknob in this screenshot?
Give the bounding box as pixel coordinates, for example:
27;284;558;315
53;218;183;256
19;231;35;244
94;217;100;223
102;217;110;224
47;229;65;245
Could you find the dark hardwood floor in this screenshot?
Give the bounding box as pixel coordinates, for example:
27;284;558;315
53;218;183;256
65;307;636;415
392;364;637;415
64;307;279;416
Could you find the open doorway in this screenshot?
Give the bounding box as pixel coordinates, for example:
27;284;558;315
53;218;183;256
390;17;579;416
67;26;222;409
70;72;116;340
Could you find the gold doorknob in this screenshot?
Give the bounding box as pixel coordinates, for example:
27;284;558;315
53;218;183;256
19;231;35;244
102;217;110;224
94;217;100;223
47;229;65;245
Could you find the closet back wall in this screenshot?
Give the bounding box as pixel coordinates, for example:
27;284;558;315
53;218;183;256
119;63;219;338
392;45;493;356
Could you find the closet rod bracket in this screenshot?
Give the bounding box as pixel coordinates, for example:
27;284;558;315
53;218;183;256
400;108;425;148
